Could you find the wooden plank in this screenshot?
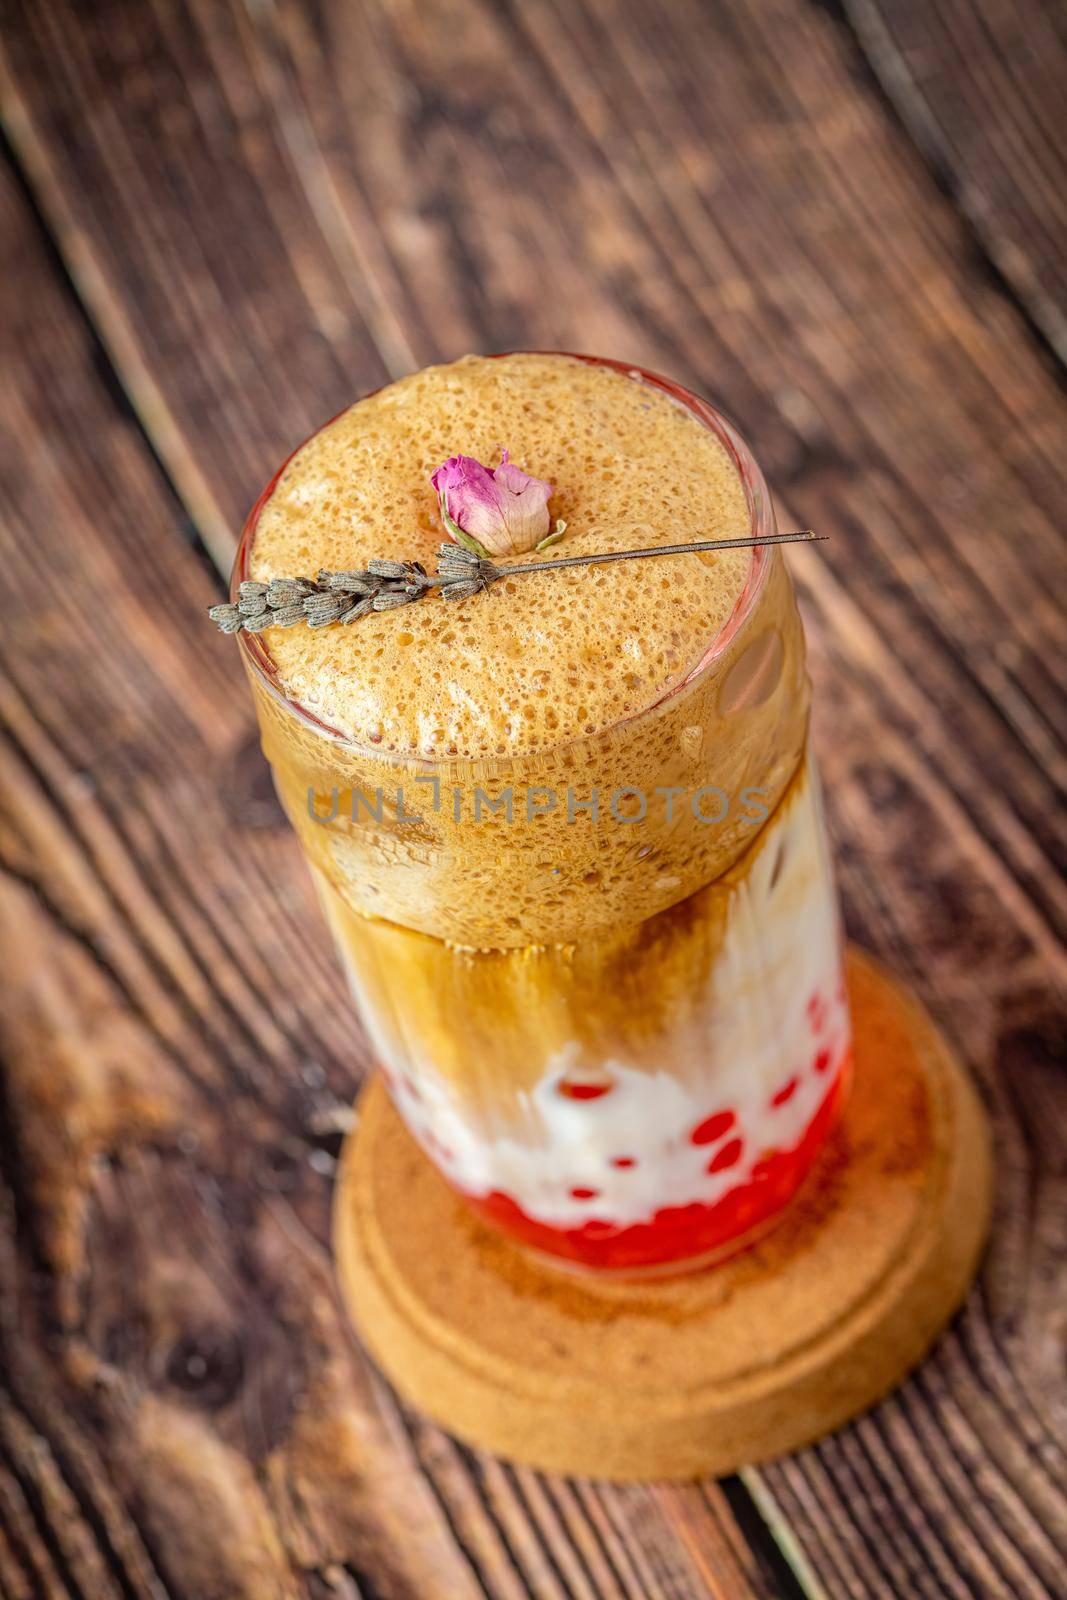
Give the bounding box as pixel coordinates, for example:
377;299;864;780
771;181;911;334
0;148;777;1600
2;0;1064;939
1;0;1066;1593
0;154;495;1600
842;0;1067;362
759;630;1067;1599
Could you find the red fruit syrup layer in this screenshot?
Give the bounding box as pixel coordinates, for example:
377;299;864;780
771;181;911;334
458;1056;851;1274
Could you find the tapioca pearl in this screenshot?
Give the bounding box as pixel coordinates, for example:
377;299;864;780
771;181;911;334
610;1156;637;1169
570;1186;600;1201
581;1219;619;1241
771;1076;798;1108
814;1048;832;1074
557;1064;614;1101
806;992;827;1032
707;1137;743;1174
690;1109;736;1146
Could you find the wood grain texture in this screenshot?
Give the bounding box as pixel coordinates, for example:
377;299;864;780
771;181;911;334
1;0;1065;1594
0;136;780;1600
841;0;1067;362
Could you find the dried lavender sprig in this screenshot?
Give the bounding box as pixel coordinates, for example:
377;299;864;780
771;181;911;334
305;597;345;626
366;558;411;580
339;595;377;624
319;570;376;595
211;532;823;633
268;603;307;628
208;604;245;633
266;577;315;604
442;579;483;601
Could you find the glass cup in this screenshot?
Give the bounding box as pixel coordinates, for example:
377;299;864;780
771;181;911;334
236;355;851;1274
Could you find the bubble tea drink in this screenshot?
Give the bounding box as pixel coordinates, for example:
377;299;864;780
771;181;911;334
237;354;851;1272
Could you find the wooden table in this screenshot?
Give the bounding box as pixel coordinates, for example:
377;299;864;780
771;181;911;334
1;2;1064;1595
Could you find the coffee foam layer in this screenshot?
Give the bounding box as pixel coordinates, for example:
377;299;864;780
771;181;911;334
249;353;751;759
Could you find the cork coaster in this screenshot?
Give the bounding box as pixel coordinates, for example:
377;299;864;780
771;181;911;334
333;948;992;1480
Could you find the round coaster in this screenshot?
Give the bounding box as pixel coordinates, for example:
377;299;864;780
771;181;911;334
333;948;992;1480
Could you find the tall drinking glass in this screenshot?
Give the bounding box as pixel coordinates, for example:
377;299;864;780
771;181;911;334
236;353;851;1273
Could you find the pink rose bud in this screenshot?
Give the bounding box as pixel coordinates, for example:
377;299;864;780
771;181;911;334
430;450;554;557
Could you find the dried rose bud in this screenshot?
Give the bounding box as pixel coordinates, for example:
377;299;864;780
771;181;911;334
430;449;554;558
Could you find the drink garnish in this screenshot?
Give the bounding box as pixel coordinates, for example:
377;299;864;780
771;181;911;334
208;531;826;634
430;450;559;557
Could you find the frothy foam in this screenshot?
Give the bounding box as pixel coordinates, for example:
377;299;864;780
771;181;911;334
244;354;810;945
250;354;751;758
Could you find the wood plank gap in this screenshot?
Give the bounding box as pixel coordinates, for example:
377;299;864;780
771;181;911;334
0;94;234;566
826;0;1067;380
0;125;230;618
716;1477;817;1600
